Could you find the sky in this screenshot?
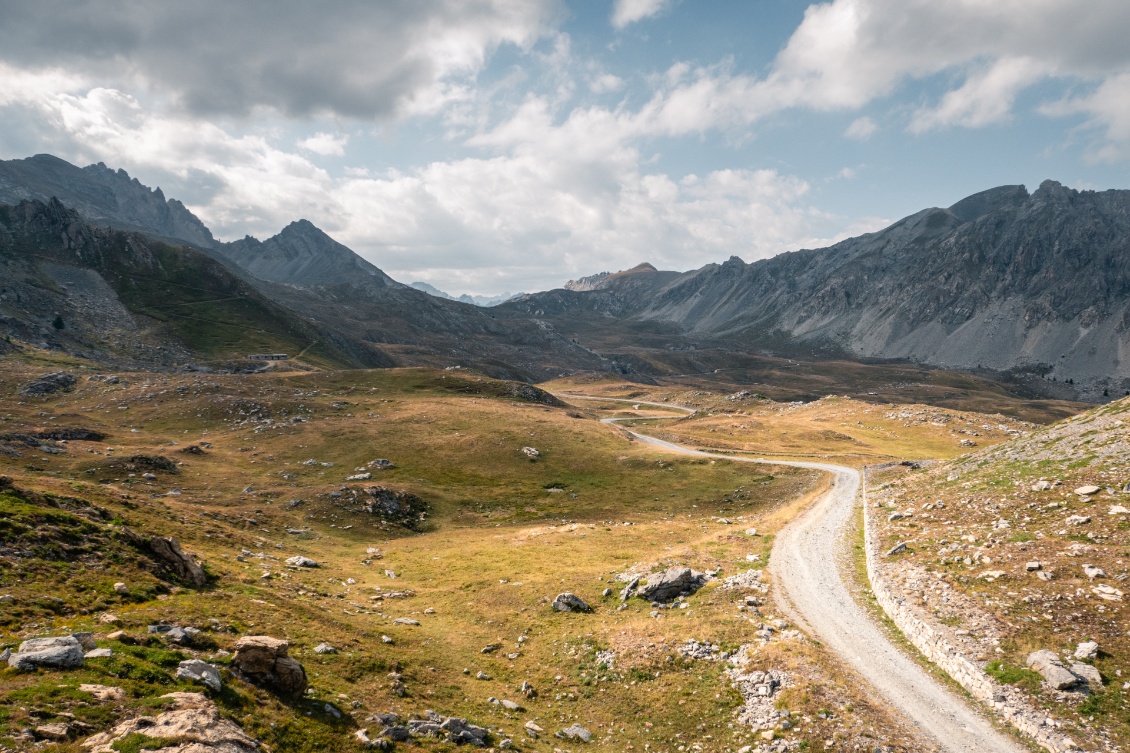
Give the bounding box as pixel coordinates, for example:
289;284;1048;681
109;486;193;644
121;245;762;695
1;0;1129;296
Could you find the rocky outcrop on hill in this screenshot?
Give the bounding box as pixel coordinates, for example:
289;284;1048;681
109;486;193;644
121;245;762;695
81;692;259;753
232;635;307;698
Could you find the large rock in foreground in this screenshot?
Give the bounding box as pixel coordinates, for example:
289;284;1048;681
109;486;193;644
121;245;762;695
552;593;592;613
82;692;258;752
232;636;307;698
1026;650;1082;690
8;636;85;671
638;567;709;603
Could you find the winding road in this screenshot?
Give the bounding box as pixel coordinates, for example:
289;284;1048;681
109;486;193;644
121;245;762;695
557;393;1023;753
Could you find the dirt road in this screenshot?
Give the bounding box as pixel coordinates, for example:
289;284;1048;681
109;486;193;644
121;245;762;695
559;394;1023;752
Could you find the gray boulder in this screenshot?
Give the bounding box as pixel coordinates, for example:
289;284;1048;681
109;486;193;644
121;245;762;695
637;567;709;603
1026;650;1081;690
8;636;85;671
1074;641;1099;660
177;659;222;692
557;724;592;742
1071;662;1103;688
21;371;78;396
552;592;592;613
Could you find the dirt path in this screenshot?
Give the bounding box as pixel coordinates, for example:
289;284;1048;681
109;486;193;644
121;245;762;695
559;394;1024;753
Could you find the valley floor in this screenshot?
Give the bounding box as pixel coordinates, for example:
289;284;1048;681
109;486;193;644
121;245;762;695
0;359;1111;753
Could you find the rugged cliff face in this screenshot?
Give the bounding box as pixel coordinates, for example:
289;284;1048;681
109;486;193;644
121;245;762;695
0;199;372;368
508;182;1130;398
0;154;216;249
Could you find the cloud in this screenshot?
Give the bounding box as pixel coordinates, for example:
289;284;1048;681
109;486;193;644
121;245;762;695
844;116;877;140
1040;73;1130;162
611;0;672;30
909;57;1050;133
0;0;559;119
297;132;348;156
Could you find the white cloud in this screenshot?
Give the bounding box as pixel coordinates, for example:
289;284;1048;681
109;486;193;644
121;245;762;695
611;0;671;30
589;73;626;94
297;132;348;156
909;57;1050;133
1040;73;1130;162
844;116;877;140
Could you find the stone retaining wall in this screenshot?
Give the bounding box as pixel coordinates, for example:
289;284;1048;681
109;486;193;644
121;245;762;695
861;468;1082;753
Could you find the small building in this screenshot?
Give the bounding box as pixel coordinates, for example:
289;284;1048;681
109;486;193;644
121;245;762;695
247;353;289;361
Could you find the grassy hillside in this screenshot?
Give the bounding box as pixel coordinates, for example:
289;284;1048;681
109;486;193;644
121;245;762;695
0;364;950;752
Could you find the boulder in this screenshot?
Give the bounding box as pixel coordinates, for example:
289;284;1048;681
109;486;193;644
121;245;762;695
552;592;592;612
886;542;908;556
285;555;319;568
1026;650;1081;690
1074;641;1099;660
8;636;84;671
637;567;709;603
122;531;208;586
1070;662;1102;688
1083;564;1106;579
34;723;73;741
1074;485;1101;496
313;642;337;654
85;648;113;659
176;659;222;692
557;724;592;743
232;635;307;698
21;371;77;396
81;692;258;753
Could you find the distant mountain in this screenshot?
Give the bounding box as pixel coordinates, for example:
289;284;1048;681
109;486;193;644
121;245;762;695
0;198;374;368
410;281;523;307
507;182;1130;399
0;154;216;249
220;220;401;288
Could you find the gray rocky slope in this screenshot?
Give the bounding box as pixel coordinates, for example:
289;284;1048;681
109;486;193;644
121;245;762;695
0;154;215;249
506;182;1130;399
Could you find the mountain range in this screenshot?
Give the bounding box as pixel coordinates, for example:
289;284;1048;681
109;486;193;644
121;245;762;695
409;281;523;307
0;153;1126;400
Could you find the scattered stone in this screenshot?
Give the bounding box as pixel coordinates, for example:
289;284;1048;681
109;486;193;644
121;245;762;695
521;447;540;459
602;587;612;597
8;636;84;671
1092;584;1124;601
886;542;907;556
285;555;319;568
520;681;537;698
82;692;259;752
619;576;640;601
720;569;767;592
557;723;592;743
1031;480;1052;491
21;371;78;396
407;713;489;747
85;648;113;659
500;699;522;711
1026;650;1081;690
1065;515;1091;526
1074;485;1101;496
98;612;121;624
314;643;337;654
79;684;125;702
113;582;128;594
1074;641;1099;660
525;721;544;739
637;566;709;603
346;472;372;481
1109;505;1130;515
980;570;1007;581
393;618;420;626
368;459;395;470
476;671;491;680
552;592;592;612
679;639;722;660
744;527;758;536
176;659;222;692
481;643;502;654
1083;564;1106;580
1025;561;1042;571
232;636;307;698
380;635;394;644
33;723;72;741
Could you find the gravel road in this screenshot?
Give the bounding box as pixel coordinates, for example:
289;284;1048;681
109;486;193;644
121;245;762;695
558;394;1024;752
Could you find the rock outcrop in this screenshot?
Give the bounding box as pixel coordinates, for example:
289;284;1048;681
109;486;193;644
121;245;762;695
551;593;592;612
231;636;307;698
637;567;709;603
81;692;258;752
